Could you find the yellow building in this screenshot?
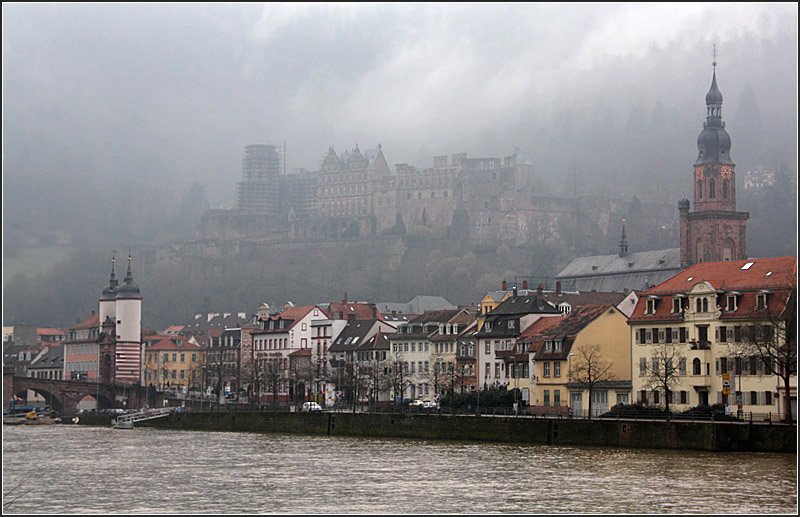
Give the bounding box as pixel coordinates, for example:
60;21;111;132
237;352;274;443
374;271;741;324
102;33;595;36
144;335;204;392
630;257;796;420
526;305;631;417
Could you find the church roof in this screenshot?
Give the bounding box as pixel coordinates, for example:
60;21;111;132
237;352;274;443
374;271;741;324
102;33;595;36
555;248;681;293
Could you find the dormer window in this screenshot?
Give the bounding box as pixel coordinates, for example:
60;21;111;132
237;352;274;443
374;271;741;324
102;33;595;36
485;322;492;332
646;299;657;315
726;294;738;312
545;341;552;353
554;340;562;352
508;320;515;329
756;292;769;311
672;298;682;313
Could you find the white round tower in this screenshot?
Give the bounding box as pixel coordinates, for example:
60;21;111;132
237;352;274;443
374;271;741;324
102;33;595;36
115;254;143;384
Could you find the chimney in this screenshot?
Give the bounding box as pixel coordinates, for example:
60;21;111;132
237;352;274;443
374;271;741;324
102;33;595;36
343;292;348;304
537;283;544;295
370;303;377;319
501;280;507;291
522;280;528;290
556;281;562;295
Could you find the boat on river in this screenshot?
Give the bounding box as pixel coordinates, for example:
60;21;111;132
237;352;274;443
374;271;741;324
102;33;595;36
112;419;134;429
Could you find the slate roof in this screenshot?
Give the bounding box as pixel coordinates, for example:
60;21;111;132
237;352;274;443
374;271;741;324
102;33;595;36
358;331;391;352
27;344;64;371
377;295;456;315
329;319;379;353
555;248;681;293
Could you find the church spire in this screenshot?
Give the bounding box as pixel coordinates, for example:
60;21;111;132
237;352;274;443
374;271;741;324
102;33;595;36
618;218;629;257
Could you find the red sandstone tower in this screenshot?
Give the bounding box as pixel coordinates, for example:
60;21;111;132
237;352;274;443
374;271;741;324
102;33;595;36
679;60;749;267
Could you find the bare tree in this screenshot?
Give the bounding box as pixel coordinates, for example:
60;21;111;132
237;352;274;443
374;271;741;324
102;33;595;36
571;344;616;419
741;291;797;423
643;342;685;414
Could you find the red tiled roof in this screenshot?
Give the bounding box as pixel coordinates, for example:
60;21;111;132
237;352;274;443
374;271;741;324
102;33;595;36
631;257;797;322
289;348;312;357
646;257;796;294
37;328;66;336
148;336;202;351
518;315;563;339
72;313;99;330
329;301;382;320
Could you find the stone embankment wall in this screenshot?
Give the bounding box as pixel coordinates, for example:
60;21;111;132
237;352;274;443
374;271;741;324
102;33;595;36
74;412;796;453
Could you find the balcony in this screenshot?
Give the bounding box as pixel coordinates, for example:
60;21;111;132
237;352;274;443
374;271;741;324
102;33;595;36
689;340;711;350
685;375;713;388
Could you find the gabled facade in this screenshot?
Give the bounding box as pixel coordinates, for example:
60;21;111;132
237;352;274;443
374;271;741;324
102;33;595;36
630;256;796;418
474;293;561;390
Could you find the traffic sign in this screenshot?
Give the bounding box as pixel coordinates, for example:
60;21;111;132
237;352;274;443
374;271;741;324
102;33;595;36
722;372;730;382
722;380;731;388
722;387;730;395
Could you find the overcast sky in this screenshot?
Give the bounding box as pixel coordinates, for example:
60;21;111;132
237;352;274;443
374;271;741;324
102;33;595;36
2;3;797;208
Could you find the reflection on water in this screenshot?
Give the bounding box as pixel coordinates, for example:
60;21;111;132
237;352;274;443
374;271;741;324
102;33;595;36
2;426;797;514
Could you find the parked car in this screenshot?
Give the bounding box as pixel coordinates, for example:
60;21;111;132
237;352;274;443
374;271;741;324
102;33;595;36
422;400;438;409
408;399;425;408
301;402;323;412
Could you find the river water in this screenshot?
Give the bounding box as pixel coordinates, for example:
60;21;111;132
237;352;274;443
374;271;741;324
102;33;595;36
2;425;796;514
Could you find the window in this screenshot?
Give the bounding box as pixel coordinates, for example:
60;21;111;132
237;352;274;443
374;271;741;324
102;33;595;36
651;358;659;375
709;178;715;199
702;298;709;313
698;179;703;199
554;362;561;377
180;370;185;380
553;390;561;406
172;353;177;362
678;358;686;376
726;295;737;312
653;390;660;404
495;363;501;378
722;179;728;199
756;294;768;310
543;390;550;407
554;341;562;352
639;358;647;376
545;341;552;353
765;391;773;406
719;326;727;343
672;298;682;313
680;391;688;404
180;353;185;362
720;357;728;374
693;358;701;375
638;329;647;345
507;320;515;329
750;391;758;405
696;298;702;313
302;323;307;331
646;299;656;314
543;362;551;377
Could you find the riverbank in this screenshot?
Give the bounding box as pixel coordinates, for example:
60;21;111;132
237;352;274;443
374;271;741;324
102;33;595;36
71;411;796;453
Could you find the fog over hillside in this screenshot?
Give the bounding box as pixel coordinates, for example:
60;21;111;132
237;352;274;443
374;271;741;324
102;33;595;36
2;4;797;326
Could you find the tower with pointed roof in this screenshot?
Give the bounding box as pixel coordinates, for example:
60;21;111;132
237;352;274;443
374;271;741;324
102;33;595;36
679;58;749;267
114;254;143;384
99;252;118;327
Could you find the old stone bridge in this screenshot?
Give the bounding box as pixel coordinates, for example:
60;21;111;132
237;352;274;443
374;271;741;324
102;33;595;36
4;368;156;414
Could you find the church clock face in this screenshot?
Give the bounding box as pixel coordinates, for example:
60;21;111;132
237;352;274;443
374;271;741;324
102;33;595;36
720;166;733;179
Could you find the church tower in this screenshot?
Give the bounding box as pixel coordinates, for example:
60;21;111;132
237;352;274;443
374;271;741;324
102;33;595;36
114;254;143;384
679;58;749;266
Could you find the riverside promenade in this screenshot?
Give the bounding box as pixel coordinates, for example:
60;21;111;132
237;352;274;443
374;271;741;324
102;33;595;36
72;410;796;453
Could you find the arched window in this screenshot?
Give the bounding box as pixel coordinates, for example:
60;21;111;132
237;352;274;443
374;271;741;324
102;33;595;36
709;178;715;199
697;179;703;199
692;358;701;375
722;179;729;199
696;298;702;313
702;298;709;312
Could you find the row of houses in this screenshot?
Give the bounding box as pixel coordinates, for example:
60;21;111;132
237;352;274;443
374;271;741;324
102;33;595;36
5;256;796;420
